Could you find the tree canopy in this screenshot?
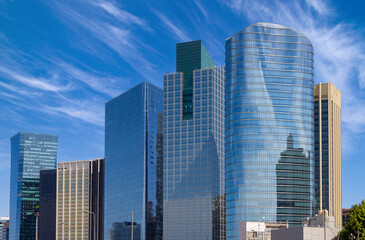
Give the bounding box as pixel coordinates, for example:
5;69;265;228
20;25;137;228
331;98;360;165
339;200;365;239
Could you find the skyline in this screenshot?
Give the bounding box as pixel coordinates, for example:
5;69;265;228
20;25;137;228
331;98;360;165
1;0;365;217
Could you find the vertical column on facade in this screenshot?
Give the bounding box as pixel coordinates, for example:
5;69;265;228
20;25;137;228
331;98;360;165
90;162;93;240
68;166;71;240
337;98;342;226
56;165;59;240
334;90;342;227
76;163;78;240
319;83;323;211
82;163;85;240
328;84;333;218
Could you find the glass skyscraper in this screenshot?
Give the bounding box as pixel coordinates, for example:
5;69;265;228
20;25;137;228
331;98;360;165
104;82;163;240
163;40;225;240
225;23;314;238
9;132;58;240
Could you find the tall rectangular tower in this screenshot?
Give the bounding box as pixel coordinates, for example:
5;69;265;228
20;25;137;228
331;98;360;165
56;158;104;240
39;169;57;240
9;132;58;240
314;82;342;227
163;41;225;240
104;82;163;240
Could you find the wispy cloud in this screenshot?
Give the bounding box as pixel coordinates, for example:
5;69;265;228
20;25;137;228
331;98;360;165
0;32;7;42
192;0;209;20
45;0;158;80
304;0;331;15
93;1;148;28
153;10;191;42
43;103;104;127
221;0;365;143
55;61;128;97
0;65;71;92
0;42;111;127
0;81;40;97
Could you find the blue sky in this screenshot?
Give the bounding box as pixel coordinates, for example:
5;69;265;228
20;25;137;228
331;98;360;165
0;0;364;216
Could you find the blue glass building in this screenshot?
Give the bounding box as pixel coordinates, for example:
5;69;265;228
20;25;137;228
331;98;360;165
163;41;225;240
104;82;163;240
225;23;314;239
9;132;58;240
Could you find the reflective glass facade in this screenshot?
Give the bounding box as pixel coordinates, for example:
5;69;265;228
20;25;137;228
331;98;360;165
163;65;225;239
9;132;58;240
176;40;215;120
104;83;163;240
225;23;314;239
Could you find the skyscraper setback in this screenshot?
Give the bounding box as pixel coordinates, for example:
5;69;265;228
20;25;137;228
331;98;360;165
176;40;215;120
104;82;163;240
9;132;58;240
225;22;314;238
314;82;342;227
163;40;225;240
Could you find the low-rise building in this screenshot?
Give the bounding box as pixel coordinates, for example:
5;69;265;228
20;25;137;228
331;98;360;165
240;221;288;240
0;216;9;240
342;208;352;226
272;211;342;240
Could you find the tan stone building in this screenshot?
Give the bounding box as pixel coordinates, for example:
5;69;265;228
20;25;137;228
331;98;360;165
314;82;342;227
56;159;104;240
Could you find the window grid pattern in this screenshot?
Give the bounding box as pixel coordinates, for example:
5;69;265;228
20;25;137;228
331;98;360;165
9;132;58;240
225;22;314;239
163;66;225;240
56;161;90;240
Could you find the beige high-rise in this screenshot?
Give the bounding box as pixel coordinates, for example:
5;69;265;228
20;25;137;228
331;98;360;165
56;159;104;240
314;82;342;227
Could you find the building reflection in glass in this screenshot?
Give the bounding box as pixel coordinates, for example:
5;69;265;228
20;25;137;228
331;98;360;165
276;134;312;227
109;221;141;240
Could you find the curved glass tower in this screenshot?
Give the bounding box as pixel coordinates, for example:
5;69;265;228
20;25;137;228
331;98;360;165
225;23;314;239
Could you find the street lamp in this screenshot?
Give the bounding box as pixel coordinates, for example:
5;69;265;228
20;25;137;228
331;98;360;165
83;211;96;240
34;212;40;240
258;217;265;240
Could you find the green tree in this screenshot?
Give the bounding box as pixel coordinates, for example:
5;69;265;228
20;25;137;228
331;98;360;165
339;200;365;239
